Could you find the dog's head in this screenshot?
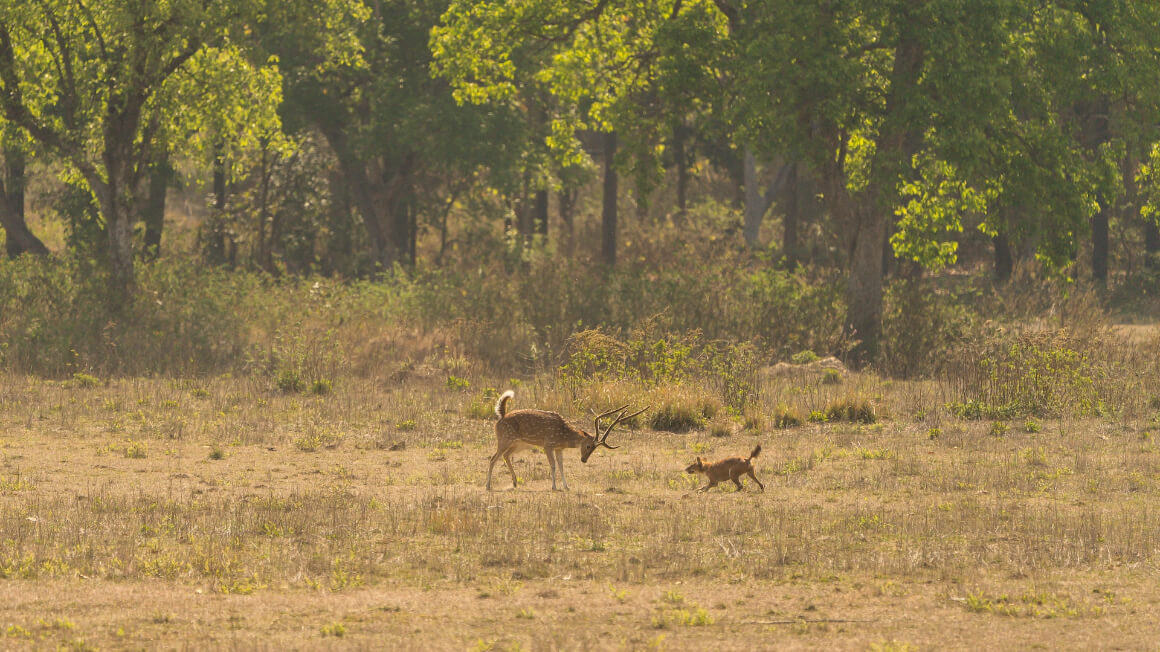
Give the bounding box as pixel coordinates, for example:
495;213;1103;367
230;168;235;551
684;457;706;474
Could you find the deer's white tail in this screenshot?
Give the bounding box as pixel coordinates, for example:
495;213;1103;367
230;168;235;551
495;390;515;418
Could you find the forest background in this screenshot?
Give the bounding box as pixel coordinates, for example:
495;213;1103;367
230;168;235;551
0;0;1158;381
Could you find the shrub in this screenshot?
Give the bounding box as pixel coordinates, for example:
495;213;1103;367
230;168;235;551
709;417;733;438
773;405;804;429
943;328;1109;418
791;350;820;364
879;279;975;378
825;395;876;424
650;403;706;433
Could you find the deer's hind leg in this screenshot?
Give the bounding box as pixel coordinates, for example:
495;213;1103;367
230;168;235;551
486;449;502;491
503;450;518;488
487;440;520;490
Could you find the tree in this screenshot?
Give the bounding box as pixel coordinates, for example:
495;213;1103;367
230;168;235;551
433;0;727;266
0;0;281;303
0;126;48;256
266;0;525;274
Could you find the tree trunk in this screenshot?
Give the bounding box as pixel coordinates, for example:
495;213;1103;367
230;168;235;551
782;163;799;268
318;127;396;269
601;131;618;266
0;146;49;256
256;145;271;270
844;17;924;366
204;142;230;266
847;203;887;361
534;189;548;238
516;190;533;241
743;148;794;249
407;201;417;265
87;176;136;305
1147;221;1160;270
1092;202;1108;286
141;149;170;261
1081;96;1110;286
673;123;688;220
743;148;762;248
559;187;576;257
993;232;1013;282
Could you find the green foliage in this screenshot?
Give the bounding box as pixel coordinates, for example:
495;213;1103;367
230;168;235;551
320;623;346;637
791;350;820;364
946;399;1019;421
945;329;1110;418
294;429;344;452
123;440;148;459
562;327;758;412
265;326;345;395
0;256;251;377
64;373;100;389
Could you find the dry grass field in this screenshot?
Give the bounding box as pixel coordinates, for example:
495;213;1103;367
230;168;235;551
2;365;1160;651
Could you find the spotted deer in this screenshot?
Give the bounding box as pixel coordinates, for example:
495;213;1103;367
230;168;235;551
486;390;646;491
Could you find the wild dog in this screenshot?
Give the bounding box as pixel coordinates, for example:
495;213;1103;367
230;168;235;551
486;390;647;491
685;445;764;492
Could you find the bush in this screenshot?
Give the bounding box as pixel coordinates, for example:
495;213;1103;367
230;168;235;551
879;279;975;378
943;327;1110;418
650;403;706;433
773;405;804;429
825;395;876;424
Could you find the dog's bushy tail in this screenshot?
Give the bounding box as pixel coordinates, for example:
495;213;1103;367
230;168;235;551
495;390;515;419
748;444;762;461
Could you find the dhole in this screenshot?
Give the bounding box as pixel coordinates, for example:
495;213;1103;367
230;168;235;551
685;445;765;492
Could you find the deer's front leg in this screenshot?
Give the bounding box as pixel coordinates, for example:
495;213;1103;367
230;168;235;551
545;447;558;490
554;448;568;490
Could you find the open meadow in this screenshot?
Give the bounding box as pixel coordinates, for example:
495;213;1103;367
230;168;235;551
3;345;1160;650
7;1;1160;648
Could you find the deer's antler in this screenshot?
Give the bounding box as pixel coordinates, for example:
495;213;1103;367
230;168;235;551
595;405;649;449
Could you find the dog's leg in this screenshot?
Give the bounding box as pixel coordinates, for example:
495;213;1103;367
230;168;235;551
748;468;765;492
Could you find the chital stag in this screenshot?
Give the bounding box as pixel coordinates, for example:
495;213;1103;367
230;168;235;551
486;390;646;491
